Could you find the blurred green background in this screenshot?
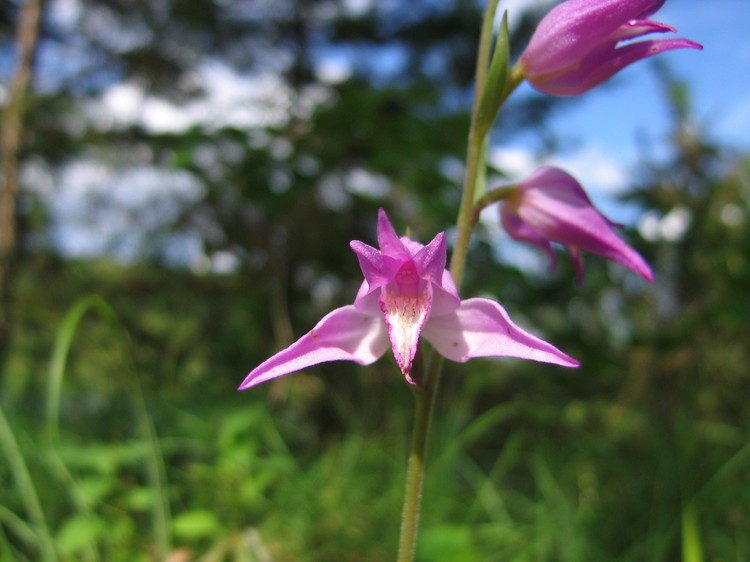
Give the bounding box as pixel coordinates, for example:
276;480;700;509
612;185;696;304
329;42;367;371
1;1;749;560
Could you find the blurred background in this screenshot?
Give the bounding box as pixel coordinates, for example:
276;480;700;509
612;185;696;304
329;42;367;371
1;0;748;560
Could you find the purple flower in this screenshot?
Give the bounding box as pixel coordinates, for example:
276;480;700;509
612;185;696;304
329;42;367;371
239;209;578;390
519;0;703;96
500;166;654;283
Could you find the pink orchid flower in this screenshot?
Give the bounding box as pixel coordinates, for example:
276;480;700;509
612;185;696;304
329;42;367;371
500;166;654;283
519;0;703;96
239;209;578;390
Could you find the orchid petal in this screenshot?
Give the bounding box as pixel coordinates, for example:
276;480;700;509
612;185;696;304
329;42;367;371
548;38;703;96
376;208;410;259
413;232;447;282
353;280;382;313
440;269;460;300
614;19;675;41
566;246;586;285
380;274;433;378
500;205;558;270
238;305;389;390
430;269;461;317
400;237;425;256
423;298;579;368
410;231;460;313
350;240;391;290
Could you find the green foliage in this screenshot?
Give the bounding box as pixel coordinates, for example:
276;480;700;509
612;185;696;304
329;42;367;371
2;198;750;559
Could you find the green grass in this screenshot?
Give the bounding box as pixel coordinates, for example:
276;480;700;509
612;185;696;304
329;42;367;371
1;264;749;561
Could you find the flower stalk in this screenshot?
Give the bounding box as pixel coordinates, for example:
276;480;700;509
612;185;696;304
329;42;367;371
397;380;431;561
398;2;513;558
450;0;498;288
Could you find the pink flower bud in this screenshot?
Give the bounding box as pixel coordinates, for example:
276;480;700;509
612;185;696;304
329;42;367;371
519;0;702;96
501;166;654;283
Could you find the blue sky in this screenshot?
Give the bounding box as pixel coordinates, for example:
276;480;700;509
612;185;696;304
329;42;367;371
661;0;750;147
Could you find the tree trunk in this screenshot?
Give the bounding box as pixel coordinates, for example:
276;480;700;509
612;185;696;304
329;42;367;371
0;0;43;354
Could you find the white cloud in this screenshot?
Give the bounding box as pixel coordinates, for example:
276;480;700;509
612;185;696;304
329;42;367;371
49;160;204;261
343;0;373;17
91;59;332;134
487;146;536;179
638;206;693;243
102;82;144;124
488;145;629;195
547;146;629;196
345;168;391;198
316;57;353;84
47;0;81;28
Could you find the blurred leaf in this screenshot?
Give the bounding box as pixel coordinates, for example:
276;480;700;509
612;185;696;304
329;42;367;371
418;524;480;562
55;514;106;556
123;487;155;512
172;509;221;541
681;502;704;562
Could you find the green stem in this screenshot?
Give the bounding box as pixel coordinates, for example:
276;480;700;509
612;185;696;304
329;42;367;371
451;62;525;287
397;391;430;561
470;185;518;229
395;8;527;562
397;355;444;562
503;63;525;105
449;0;498;288
450;126;483;287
